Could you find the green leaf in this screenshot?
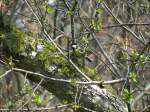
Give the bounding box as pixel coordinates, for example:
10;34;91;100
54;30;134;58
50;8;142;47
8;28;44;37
32;93;42;105
139;54;145;62
139;54;147;68
66;11;73;16
131;50;139;60
123;89;134;103
25;82;31;95
72;104;80;109
81;36;89;44
74;48;83;57
47;6;55;13
97;0;104;3
90;19;102;30
129;72;138;82
96;8;103;14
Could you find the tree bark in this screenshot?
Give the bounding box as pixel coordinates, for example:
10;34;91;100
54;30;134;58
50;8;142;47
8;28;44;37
12;56;128;112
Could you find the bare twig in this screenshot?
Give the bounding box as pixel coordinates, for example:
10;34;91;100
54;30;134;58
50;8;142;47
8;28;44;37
0;69;12;79
0;104;71;111
81;106;97;112
17;79;44;111
91;33;121;78
131;84;150;109
102;23;150;29
101;2;145;44
12;68;124;85
142;105;150;112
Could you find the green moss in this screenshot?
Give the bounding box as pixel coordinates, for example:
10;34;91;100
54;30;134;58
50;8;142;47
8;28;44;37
81;67;101;80
0;28;26;55
44;42;56;52
51;55;68;65
105;85;117;96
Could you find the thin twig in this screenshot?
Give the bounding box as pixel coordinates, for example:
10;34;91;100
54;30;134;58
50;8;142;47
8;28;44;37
12;68;124;85
0;104;71;111
0;69;12;79
81;106;97;112
102;23;150;29
74;85;79;111
17;79;44;111
101;2;145;44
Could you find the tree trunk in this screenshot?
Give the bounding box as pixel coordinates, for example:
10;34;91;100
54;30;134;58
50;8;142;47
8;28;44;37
13;57;128;112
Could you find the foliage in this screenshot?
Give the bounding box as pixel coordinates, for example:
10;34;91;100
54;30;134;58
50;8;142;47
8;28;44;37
1;0;150;111
32;92;42;106
3;28;26;54
129;72;138;82
42;1;55;14
123;89;134;103
81;67;101;80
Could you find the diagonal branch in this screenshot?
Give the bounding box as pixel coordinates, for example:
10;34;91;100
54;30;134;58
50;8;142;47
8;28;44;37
101;2;145;44
3;67;124;85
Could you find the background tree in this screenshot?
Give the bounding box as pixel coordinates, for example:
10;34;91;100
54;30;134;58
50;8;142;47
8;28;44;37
0;0;150;112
